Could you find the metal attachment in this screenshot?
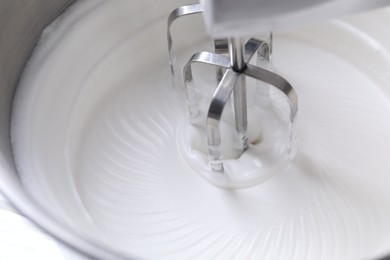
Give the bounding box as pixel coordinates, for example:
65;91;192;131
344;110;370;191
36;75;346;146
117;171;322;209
167;4;228;88
167;5;298;176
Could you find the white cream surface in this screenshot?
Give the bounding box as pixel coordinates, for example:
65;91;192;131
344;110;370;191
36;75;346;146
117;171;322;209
11;0;390;259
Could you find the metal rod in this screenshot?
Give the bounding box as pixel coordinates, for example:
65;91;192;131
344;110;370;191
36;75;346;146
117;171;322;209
229;37;248;154
207;69;241;172
229;37;246;72
214;39;229;82
167;4;204;88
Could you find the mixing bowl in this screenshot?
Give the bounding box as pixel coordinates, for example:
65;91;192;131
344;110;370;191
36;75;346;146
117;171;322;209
0;0;129;259
1;1;390;259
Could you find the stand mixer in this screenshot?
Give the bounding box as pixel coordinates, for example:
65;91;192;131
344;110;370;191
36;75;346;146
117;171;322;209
167;0;390;188
2;0;390;259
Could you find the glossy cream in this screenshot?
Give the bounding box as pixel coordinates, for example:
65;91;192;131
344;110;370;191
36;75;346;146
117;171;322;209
11;0;390;259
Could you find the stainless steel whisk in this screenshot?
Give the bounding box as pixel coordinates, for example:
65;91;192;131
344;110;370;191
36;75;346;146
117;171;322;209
167;3;298;174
